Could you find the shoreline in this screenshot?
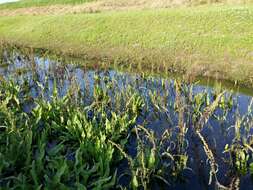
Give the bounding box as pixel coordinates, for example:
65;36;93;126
1;43;253;96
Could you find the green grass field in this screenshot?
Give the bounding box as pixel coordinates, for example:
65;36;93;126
0;0;94;9
1;5;253;87
1;0;253;10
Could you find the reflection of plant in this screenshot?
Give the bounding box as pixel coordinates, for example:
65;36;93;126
222;142;253;190
223;102;253;188
110;125;188;190
225;144;249;176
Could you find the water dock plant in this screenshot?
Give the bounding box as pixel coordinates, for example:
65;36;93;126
1;47;253;189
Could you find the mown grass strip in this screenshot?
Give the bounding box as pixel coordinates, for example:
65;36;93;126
0;0;95;9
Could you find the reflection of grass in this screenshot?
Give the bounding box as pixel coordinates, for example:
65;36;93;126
0;0;94;9
0;5;253;87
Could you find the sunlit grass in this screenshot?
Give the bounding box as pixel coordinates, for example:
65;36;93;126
0;5;253;86
0;0;95;9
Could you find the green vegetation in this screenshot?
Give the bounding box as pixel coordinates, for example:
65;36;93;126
0;47;253;189
0;59;189;189
1;0;253;10
0;5;253;87
0;80;139;189
0;0;94;9
0;63;252;189
1;0;253;188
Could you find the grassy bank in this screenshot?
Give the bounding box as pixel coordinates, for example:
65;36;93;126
0;5;253;87
0;0;94;9
1;0;252;10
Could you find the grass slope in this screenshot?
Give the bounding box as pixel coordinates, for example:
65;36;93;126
0;0;95;9
1;0;253;10
0;5;253;86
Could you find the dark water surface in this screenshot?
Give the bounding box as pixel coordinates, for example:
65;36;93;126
1;48;253;189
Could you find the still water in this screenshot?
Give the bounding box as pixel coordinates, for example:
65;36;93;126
1;47;253;189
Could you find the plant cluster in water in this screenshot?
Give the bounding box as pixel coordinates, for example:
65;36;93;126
0;47;253;189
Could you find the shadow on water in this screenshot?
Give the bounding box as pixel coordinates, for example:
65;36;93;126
1;47;253;189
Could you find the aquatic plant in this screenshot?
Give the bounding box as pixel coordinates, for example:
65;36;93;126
0;47;253;189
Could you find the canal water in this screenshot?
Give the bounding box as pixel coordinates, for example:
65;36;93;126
1;47;253;189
